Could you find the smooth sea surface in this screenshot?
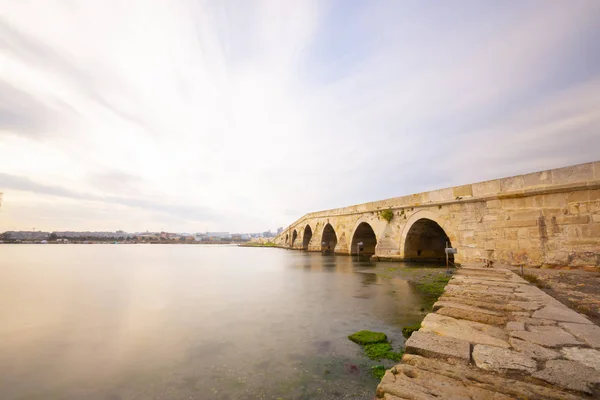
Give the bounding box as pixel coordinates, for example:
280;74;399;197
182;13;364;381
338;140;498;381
0;244;440;400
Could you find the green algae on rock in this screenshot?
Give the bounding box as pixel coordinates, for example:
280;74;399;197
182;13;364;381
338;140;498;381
348;330;387;345
402;323;421;339
415;274;451;297
371;365;386;379
349;331;403;363
364;343;403;361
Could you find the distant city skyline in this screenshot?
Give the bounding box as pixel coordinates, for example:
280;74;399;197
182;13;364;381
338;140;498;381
1;1;600;232
0;228;278;242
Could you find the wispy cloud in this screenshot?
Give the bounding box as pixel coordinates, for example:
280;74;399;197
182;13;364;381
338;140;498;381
0;173;224;223
1;0;599;232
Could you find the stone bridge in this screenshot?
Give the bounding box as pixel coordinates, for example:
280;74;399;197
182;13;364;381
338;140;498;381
272;161;600;267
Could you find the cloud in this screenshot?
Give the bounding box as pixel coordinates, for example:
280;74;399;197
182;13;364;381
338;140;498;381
0;0;600;232
0;173;220;223
0;79;56;136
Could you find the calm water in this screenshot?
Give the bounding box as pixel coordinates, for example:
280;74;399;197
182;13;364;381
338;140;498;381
0;244;438;400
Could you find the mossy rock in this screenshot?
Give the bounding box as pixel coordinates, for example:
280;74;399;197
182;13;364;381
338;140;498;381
402;324;421;339
348;330;388;345
364;343;404;361
371;365;386;379
364;343;392;360
386;350;404;361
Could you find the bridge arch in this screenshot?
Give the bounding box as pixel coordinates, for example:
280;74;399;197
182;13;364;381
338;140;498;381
285;233;289;244
302;225;313;250
401;210;454;263
291;230;298;247
321;223;337;252
350;221;377;256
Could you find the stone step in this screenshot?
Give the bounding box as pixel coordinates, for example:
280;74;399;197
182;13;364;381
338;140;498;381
377;354;586;400
376;264;600;399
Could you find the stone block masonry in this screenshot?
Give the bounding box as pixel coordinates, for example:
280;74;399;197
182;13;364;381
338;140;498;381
273;161;600;267
376;266;600;399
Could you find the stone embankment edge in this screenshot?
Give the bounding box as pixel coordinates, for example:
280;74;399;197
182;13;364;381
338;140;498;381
376;265;600;399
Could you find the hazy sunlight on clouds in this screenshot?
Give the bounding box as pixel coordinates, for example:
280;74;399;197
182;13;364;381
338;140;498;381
1;0;599;232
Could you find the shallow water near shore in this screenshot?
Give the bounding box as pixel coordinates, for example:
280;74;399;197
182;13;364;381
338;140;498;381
0;244;445;400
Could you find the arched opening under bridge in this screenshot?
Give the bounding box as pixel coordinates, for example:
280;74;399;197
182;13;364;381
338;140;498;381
291;230;298;247
351;222;377;256
302;225;313;250
403;218;453;263
321;223;337;252
285;233;289;243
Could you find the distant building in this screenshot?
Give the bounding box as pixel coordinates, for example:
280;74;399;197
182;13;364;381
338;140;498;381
136;234;159;241
53;231;128;239
2;231;50;241
206;232;230;239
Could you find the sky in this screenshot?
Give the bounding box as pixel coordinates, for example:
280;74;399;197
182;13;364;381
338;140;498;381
1;0;600;233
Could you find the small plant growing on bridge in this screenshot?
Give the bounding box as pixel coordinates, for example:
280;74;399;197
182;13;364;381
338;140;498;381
380;209;394;222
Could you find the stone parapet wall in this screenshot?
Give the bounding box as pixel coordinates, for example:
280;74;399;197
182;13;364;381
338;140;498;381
292;161;600;220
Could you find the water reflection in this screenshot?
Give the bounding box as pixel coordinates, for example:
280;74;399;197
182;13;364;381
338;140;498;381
0;245;437;400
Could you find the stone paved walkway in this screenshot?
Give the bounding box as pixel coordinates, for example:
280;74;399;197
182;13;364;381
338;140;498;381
376;266;600;399
516;267;600;325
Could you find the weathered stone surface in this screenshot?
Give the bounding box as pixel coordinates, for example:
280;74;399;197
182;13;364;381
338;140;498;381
515;284;546;295
511;315;557;326
511;311;531;317
381;394;403;400
447;283;514;296
531;305;592;324
438;295;523;312
458;267;524;278
404;331;471;365
509;337;560;361
433;300;504;316
444;286;512;303
396;354;585;400
539;296;570;308
510;326;583;347
453;275;523;285
420;313;510;348
472;344;537;374
559;322;600;348
533;360;600;394
377;362;514;400
436;306;508;326
513;290;555;304
506;321;525;331
453;277;521;288
509;300;543;311
561;347;600;373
